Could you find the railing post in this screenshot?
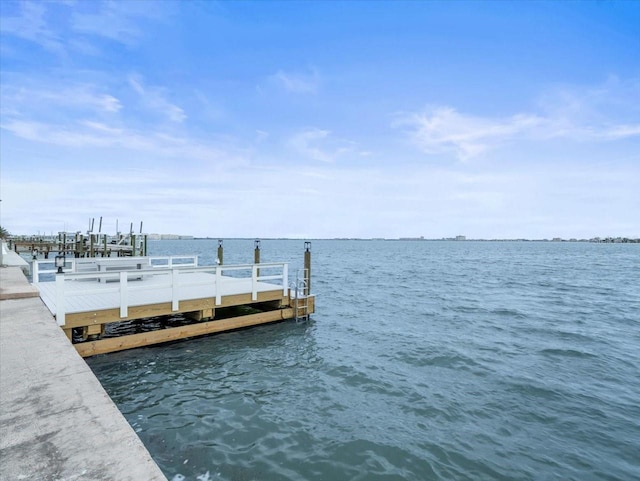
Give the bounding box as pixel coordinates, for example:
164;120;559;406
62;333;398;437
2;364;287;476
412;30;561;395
32;260;40;285
119;271;128;318
282;263;288;296
56;273;66;326
252;264;258;301
215;265;222;305
172;268;179;311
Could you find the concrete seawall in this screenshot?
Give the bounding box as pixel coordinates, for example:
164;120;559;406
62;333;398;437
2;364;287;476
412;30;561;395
0;266;167;480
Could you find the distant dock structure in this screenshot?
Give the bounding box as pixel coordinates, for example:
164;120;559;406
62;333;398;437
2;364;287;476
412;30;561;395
9;218;148;259
29;239;314;357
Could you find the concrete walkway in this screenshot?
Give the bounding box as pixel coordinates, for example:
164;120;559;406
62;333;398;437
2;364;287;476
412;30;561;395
0;241;30;279
0;265;39;300
0;267;167;481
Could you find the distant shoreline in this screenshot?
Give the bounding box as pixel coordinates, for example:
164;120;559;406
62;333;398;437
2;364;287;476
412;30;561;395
177;237;640;243
8;235;639;244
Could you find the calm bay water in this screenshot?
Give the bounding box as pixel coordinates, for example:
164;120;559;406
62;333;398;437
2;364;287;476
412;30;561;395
87;240;640;481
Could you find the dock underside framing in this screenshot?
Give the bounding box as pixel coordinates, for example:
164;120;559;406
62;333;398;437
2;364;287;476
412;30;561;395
32;256;315;357
72;292;315;357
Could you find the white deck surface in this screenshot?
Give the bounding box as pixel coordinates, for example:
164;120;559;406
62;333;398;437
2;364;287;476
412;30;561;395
37;271;285;316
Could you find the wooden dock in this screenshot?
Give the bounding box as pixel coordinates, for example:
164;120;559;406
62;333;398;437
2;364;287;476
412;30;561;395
10;229;148;259
32;253;314;357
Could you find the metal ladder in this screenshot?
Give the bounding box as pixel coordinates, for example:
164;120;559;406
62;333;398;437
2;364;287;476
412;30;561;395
292;268;310;321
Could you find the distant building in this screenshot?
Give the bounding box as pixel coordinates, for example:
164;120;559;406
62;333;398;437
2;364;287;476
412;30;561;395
455;235;466;241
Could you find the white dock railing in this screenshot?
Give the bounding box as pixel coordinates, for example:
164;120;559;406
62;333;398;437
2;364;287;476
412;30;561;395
33;259;288;327
32;255;199;283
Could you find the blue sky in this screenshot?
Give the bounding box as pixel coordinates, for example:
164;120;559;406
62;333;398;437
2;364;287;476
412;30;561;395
1;0;639;239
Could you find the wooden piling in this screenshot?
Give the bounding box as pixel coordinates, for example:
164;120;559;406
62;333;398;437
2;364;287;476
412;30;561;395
77;234;85;258
254;239;260;275
217;240;224;265
254;239;261;264
304;241;311;295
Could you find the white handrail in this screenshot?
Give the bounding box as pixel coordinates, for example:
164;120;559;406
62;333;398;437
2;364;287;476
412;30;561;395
32;255;198;284
51;261;289;327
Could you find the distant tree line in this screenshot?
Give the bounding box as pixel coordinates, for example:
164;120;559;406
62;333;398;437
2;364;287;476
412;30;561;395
595;237;639;243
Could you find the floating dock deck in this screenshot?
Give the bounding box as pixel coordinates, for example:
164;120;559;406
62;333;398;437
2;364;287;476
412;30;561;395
32;251;314;357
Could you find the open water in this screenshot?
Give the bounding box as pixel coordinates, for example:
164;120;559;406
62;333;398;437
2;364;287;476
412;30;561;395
87;239;640;481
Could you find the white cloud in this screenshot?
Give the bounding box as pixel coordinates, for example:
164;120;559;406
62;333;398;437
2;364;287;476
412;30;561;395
0;1;65;55
601;124;640;140
128;75;186;123
288;128;358;163
398;78;640;160
1;84;122;115
398;107;542;160
255;130;269;143
0;0;170;61
269;68;320;94
2;151;638;238
1;118;242;164
70;1;170;46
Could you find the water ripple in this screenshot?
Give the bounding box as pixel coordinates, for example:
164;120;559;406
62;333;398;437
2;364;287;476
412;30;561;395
88;240;640;481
